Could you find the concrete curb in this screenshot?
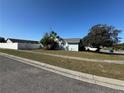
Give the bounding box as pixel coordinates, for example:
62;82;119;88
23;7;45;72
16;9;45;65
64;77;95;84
0;52;124;91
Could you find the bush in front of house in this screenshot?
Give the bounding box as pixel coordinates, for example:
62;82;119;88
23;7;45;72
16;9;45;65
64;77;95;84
40;31;66;50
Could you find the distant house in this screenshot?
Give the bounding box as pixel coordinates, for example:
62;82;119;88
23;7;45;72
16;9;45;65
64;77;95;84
6;38;39;44
0;38;42;50
64;38;80;51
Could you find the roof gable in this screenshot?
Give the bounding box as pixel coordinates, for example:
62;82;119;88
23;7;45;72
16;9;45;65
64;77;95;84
64;38;80;44
7;38;39;44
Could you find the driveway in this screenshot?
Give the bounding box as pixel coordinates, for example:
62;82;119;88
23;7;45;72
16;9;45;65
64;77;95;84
0;55;123;93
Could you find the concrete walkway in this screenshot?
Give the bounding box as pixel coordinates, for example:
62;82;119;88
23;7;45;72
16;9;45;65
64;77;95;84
22;50;124;65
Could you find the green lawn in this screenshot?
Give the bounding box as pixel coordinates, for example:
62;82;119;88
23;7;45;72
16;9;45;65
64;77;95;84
0;49;124;80
32;49;124;60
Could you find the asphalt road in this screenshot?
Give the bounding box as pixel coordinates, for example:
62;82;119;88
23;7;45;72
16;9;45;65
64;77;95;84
0;55;123;93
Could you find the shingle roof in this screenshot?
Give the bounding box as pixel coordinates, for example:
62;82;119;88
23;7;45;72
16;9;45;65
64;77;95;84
64;38;80;44
7;38;39;44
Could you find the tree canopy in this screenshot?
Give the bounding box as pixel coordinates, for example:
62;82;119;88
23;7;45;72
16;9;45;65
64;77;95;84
40;31;65;50
0;37;5;42
80;24;121;48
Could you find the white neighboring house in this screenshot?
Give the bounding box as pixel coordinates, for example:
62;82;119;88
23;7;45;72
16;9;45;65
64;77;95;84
64;38;80;51
0;38;42;50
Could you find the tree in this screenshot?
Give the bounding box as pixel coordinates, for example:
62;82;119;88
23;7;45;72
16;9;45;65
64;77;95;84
0;37;5;42
40;32;49;47
80;24;121;52
40;31;65;50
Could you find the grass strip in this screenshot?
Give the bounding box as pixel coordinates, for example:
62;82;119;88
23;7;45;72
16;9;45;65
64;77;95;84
0;49;124;80
32;49;124;60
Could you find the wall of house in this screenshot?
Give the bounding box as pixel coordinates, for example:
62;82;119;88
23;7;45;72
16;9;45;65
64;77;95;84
0;43;18;50
18;43;41;50
6;39;13;43
68;44;79;51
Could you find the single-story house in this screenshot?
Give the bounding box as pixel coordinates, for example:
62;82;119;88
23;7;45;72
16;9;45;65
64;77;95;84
0;38;42;50
6;38;39;44
64;38;80;51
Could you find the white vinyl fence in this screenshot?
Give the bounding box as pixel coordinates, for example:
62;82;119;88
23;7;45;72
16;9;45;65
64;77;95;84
0;43;18;50
0;43;41;50
18;43;41;50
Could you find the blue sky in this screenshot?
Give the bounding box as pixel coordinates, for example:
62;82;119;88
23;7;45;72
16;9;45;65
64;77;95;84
0;0;124;42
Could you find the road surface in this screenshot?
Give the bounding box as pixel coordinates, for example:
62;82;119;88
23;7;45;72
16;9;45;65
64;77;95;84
0;55;123;93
